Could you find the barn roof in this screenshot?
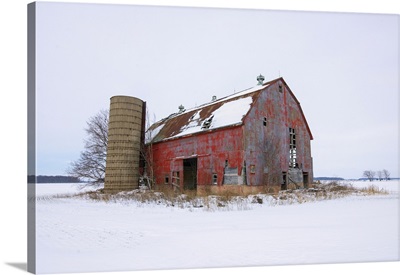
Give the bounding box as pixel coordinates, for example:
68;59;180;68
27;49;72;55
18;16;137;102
146;77;313;143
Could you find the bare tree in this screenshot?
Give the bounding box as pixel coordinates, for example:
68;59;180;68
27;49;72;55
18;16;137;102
382;169;391;181
363;170;376;182
67;109;109;185
377;170;383;181
140;109;156;190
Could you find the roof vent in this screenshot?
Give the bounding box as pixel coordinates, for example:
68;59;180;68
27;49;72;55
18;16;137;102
178;104;185;113
257;74;265;85
212;95;217;102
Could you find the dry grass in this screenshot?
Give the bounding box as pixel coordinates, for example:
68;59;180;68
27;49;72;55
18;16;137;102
358;185;389;195
35;180;390;211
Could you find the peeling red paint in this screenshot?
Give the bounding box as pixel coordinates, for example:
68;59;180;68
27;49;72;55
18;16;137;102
146;77;313;191
151;126;244;188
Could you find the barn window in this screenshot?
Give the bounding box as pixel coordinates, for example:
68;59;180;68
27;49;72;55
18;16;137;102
225;159;229;167
212;174;218;184
263;117;267;126
279;84;283;93
250;165;256;174
289;127;297;168
165;175;169;184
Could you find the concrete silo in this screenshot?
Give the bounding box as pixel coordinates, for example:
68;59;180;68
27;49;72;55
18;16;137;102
104;96;145;192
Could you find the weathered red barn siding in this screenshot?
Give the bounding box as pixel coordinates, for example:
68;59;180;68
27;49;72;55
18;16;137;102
243;82;278;186
282;80;313;183
147;77;313;192
243;79;313;187
151;126;244;188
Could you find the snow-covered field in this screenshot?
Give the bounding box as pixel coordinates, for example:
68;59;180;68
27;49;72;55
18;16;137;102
34;181;399;274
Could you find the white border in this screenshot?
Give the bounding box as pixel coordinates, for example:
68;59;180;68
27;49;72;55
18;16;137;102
0;1;398;275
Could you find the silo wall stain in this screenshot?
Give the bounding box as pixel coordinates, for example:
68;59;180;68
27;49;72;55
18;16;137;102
104;96;145;192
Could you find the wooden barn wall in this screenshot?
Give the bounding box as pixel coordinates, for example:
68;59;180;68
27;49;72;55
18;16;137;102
149;79;313;189
283;83;313;182
243;80;313;186
150;126;244;188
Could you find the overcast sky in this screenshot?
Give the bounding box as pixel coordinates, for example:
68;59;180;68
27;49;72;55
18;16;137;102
34;1;398;179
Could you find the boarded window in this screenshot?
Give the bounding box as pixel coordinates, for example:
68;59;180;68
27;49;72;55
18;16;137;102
224;167;239;185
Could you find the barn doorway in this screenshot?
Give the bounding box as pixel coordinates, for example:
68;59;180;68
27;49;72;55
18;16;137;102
183;158;197;190
281;172;287;190
303;172;309;188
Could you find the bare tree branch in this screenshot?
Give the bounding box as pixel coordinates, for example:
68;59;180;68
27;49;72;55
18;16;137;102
140;109;156;190
377;170;383;181
382;169;391;181
67;109;109;185
363;170;375;182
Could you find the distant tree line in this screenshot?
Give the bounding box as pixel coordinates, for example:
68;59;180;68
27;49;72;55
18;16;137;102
362;169;390;182
314;177;344;181
28;175;82;183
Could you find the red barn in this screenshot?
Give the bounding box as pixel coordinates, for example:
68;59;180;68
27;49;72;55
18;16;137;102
145;76;313;194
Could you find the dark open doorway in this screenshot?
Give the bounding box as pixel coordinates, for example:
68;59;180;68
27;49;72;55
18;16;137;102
281;172;287;190
183;158;197;190
303;172;309;188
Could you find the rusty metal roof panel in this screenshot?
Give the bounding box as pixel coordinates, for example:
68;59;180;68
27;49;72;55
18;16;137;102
146;81;274;144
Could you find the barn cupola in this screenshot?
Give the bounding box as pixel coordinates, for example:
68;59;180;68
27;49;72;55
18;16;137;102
257;74;265;85
178;104;185;113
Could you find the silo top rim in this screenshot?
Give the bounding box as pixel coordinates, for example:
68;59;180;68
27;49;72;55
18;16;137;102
110;95;144;102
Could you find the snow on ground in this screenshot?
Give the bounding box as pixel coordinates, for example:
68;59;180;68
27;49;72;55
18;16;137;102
347;179;399;193
34;183;99;197
34;181;399;274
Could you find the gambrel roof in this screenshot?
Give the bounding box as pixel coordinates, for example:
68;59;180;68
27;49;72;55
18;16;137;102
146;77;313;144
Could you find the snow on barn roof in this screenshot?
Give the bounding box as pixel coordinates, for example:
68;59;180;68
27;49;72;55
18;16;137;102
146;79;274;144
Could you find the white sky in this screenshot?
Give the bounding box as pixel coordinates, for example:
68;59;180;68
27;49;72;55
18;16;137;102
32;1;399;179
